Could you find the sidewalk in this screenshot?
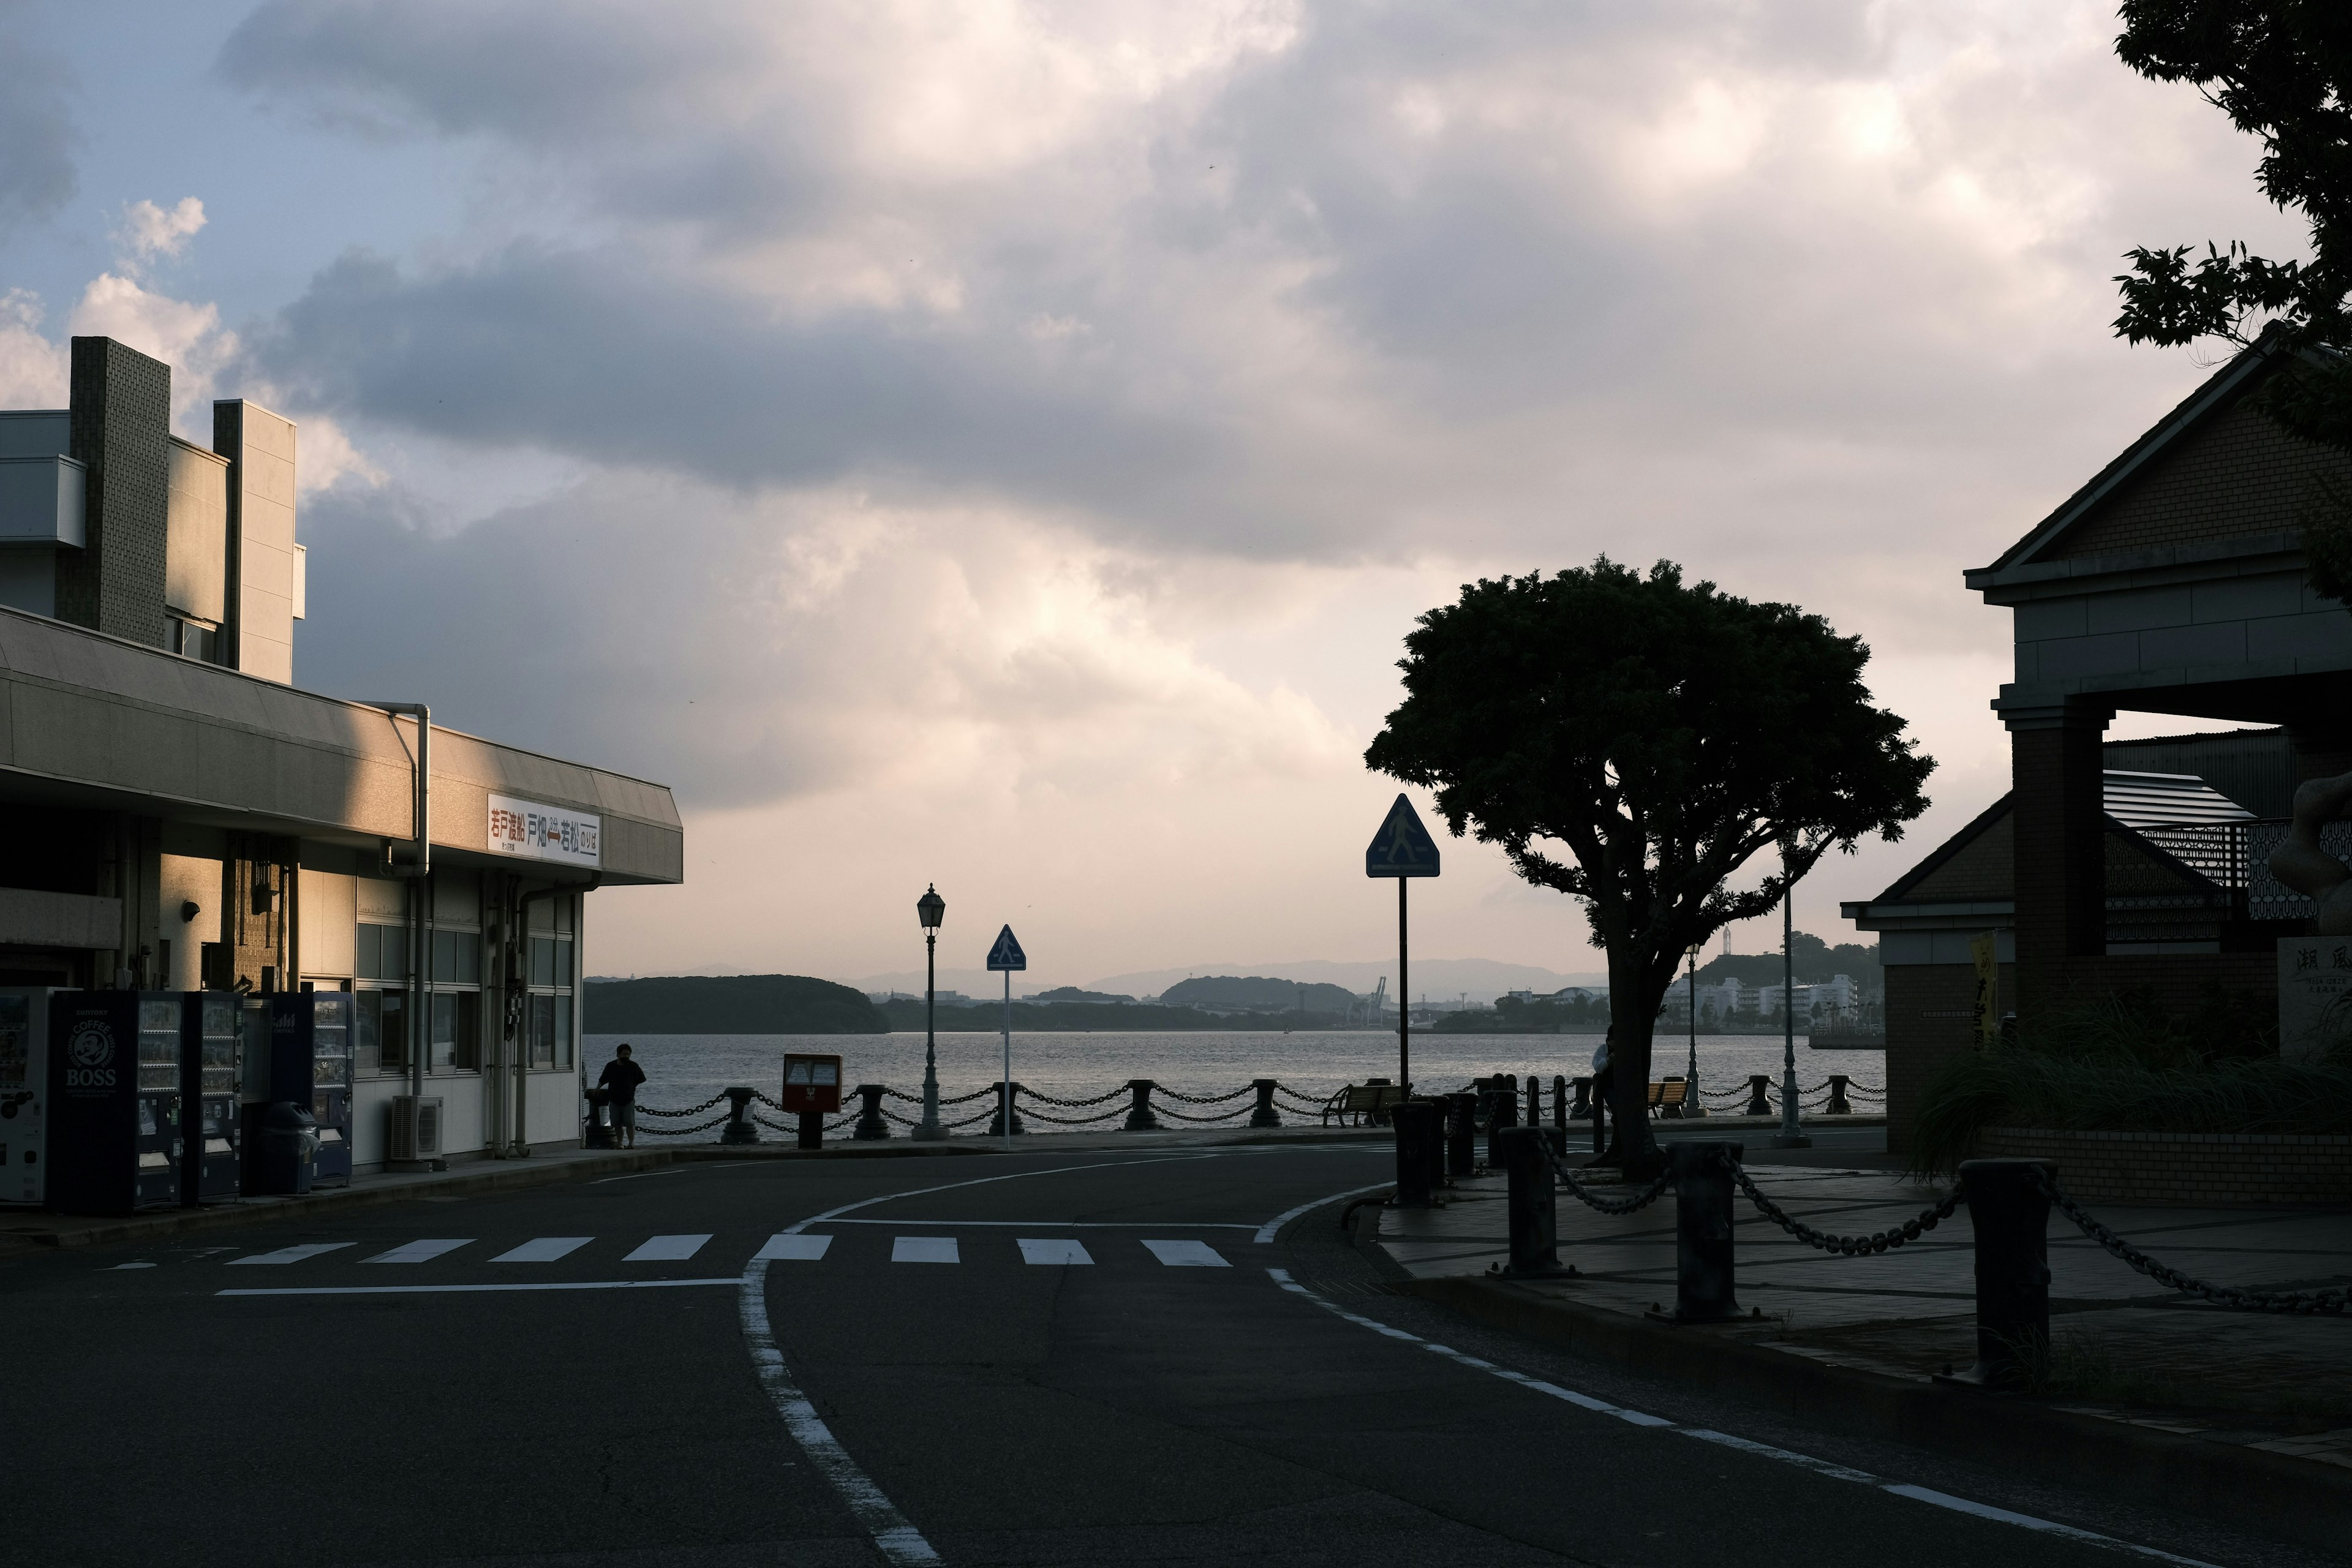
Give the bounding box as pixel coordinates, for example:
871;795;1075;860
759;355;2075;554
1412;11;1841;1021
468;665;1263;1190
1373;1156;2352;1548
0;1119;1391;1256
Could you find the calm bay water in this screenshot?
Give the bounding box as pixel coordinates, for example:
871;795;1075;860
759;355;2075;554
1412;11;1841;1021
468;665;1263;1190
589;1031;1881;1128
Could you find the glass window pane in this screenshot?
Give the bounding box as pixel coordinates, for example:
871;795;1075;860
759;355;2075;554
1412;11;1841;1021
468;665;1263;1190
430;993;456;1071
530;937;555;989
353;924;377;981
380;990;407;1073
354;990;380;1075
556;995;573;1069
457;936;480;984
453;992;480;1072
529;995;554;1068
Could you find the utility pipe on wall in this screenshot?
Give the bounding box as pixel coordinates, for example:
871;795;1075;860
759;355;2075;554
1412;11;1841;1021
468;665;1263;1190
365;703;431;1097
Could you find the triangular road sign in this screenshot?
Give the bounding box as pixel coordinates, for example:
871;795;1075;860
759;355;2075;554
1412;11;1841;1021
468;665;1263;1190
986;924;1028;971
1365;794;1441;878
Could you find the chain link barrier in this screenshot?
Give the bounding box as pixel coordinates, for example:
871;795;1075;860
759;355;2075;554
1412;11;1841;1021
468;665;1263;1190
1154;1085;1256;1106
1151;1102;1254;1123
1015;1103;1130;1125
1537;1136;1673;1215
635;1095;729;1119
1016;1085;1132;1107
1729;1159;1962;1255
2035;1169;2349;1315
634;1114;732;1137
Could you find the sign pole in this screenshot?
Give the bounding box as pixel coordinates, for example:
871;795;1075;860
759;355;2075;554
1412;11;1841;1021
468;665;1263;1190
1398;875;1409;1098
1002;968;1012;1154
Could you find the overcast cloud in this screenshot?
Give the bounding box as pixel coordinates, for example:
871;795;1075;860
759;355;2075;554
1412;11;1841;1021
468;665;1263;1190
0;2;2309;982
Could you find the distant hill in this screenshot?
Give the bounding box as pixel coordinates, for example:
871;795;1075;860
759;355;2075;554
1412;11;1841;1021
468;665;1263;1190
1694;933;1882;994
585;974;886;1035
1031;986;1136;1003
1159;975;1361;1014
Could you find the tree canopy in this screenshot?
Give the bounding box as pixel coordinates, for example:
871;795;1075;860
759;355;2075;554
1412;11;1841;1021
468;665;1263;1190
1365;559;1931;1166
2113;2;2352;588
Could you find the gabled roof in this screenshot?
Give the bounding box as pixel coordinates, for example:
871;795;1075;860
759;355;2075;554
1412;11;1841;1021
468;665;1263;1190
1970;327;2291;580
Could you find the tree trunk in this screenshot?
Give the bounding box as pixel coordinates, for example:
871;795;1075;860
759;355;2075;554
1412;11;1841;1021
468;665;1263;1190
1602;945;1662;1175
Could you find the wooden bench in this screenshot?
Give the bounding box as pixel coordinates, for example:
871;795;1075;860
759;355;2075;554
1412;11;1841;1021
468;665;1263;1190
1323;1082;1405;1126
1644;1079;1689;1118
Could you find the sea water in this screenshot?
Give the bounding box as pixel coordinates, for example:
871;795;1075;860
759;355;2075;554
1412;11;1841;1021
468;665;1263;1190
589;1030;1881;1128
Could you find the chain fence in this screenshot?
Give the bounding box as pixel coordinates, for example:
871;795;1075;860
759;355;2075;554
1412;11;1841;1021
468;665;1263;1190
2037;1169;2350;1316
633;1114;731;1137
1538;1135;1673;1215
1729;1159;1962;1254
635;1095;728;1120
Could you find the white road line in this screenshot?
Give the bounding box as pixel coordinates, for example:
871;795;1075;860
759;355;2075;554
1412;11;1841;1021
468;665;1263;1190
892;1237;959;1264
364;1238;473;1265
1018;1238;1093;1265
821;1218;1259;1229
1253;1181;1396;1243
1144;1239;1229;1268
491;1237;593;1264
1265;1268;2218;1567
754;1234;833;1262
217;1279;738;1297
225;1243;355;1266
780;1153;1251;1235
624;1234;712;1262
740;1259;940;1565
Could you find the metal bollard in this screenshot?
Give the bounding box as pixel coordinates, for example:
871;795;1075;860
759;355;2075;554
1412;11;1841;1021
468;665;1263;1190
1392;1099;1441;1207
796;1109;823;1150
1493;1126;1575;1278
1947;1160;2055;1390
852;1084;891;1141
1445;1092;1479;1178
1553;1074;1567;1131
1744;1074;1773;1117
1250;1079;1283;1129
1123;1079;1161;1131
722;1087;760;1145
1485;1079;1520;1169
1651;1141;1744;1324
1525;1072;1541;1128
989;1082;1025;1137
1826;1074;1852;1115
584;1087;617;1149
1570;1076;1591;1120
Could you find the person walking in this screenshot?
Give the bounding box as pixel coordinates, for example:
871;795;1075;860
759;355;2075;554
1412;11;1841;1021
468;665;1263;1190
598;1043;647;1149
1589;1038;1615;1159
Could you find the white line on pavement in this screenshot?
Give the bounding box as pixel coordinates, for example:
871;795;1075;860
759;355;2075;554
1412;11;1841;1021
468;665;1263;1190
1264;1268;2219;1568
1019;1238;1093;1265
1253;1181;1395;1243
820;1218;1259;1228
225;1243;355;1266
217;1279;738;1297
753;1234;833;1262
624;1234;712;1262
364;1238;472;1264
739;1259;940;1566
778;1152;1273;1235
491;1237;594;1264
891;1237;959;1264
1142;1239;1229;1268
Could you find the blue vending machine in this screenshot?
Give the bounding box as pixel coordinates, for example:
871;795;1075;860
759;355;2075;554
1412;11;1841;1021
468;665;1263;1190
268;992;352;1187
48;992;182;1214
179;992;241;1204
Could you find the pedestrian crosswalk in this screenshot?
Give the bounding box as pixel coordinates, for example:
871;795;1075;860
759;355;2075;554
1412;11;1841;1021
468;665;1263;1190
193;1232;1237;1272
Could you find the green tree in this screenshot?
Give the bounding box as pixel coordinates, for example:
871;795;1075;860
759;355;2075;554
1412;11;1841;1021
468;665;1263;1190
2112;3;2352;594
1364;560;1932;1174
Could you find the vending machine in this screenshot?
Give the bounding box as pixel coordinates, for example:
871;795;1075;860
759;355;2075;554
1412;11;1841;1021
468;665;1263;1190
179;992;241;1204
0;989;53;1206
266;992;353;1187
47;992;182;1214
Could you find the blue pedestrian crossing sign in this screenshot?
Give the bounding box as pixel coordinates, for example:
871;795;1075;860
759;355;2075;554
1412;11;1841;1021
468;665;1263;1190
986;924;1027;971
1365;794;1441;878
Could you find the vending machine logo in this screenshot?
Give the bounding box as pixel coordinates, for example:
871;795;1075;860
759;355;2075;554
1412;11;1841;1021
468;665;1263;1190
64;1019;116;1090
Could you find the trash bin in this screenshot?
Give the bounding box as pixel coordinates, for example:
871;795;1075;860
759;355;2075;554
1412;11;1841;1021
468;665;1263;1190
254;1101;318;1196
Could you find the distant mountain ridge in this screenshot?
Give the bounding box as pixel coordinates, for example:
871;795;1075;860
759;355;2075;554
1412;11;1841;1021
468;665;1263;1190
586;974;884;1035
1159;975;1360;1014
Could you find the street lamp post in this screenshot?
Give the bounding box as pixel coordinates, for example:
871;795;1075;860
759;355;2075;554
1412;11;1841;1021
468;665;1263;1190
913;884;947;1142
1685;947;1703;1118
1773;858;1811;1150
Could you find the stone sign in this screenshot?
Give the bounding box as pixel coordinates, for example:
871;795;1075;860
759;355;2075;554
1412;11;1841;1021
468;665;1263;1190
2277;937;2352;1063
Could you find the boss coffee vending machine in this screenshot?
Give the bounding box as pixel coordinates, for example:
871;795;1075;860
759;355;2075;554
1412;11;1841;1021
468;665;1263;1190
48;992;183;1214
179;992;241;1204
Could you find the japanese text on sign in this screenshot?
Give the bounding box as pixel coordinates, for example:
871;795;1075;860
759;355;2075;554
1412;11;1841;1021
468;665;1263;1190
488;793;602;868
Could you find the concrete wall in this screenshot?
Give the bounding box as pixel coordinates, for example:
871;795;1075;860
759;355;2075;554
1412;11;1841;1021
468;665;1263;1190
163;437;227;628
158;852;220;990
212;400;295;684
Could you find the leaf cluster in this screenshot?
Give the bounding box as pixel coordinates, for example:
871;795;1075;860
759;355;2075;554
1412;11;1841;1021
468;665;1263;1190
1363;559;1932;1009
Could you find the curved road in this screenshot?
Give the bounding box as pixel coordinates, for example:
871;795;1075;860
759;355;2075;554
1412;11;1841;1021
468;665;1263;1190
0;1145;2318;1566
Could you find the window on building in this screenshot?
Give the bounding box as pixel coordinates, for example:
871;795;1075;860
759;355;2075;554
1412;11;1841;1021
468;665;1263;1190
523;927;575;1071
356;987;407;1076
430;990;480;1073
355;922;409;982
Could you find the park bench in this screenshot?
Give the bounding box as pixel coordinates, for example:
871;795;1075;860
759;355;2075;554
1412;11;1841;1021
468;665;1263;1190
1644;1079;1689;1118
1322;1082;1404;1126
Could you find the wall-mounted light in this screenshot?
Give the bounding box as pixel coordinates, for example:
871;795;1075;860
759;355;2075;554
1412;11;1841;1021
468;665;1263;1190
180;900;201;923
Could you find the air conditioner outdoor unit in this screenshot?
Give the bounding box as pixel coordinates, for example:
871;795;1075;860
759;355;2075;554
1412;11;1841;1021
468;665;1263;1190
390;1095;445;1167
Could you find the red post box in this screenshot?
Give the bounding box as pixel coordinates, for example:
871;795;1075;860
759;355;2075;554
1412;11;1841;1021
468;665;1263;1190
780;1054;843;1115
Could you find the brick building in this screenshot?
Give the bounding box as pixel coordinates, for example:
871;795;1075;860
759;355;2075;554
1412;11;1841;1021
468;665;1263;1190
1847;333;2352;1151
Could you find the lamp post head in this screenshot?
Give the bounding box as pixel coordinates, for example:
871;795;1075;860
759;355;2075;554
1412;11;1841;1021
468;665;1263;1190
916;884;946;931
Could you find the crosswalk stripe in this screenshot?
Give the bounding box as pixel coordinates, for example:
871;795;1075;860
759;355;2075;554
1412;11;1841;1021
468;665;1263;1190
365;1238;473;1265
491;1237;592;1264
226;1243;355;1267
753;1234;832;1262
1143;1239;1229;1268
624;1234;712;1262
1017;1238;1093;1265
892;1237;959;1264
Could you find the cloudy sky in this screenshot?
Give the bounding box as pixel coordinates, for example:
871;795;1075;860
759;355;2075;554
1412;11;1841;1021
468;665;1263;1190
0;1;2302;992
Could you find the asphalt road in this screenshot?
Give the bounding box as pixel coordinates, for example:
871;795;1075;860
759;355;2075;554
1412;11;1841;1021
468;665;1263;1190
0;1144;2325;1567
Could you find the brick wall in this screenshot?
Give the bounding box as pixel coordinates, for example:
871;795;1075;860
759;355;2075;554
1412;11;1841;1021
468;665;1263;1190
1977;1126;2351;1206
2054;396;2352;559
